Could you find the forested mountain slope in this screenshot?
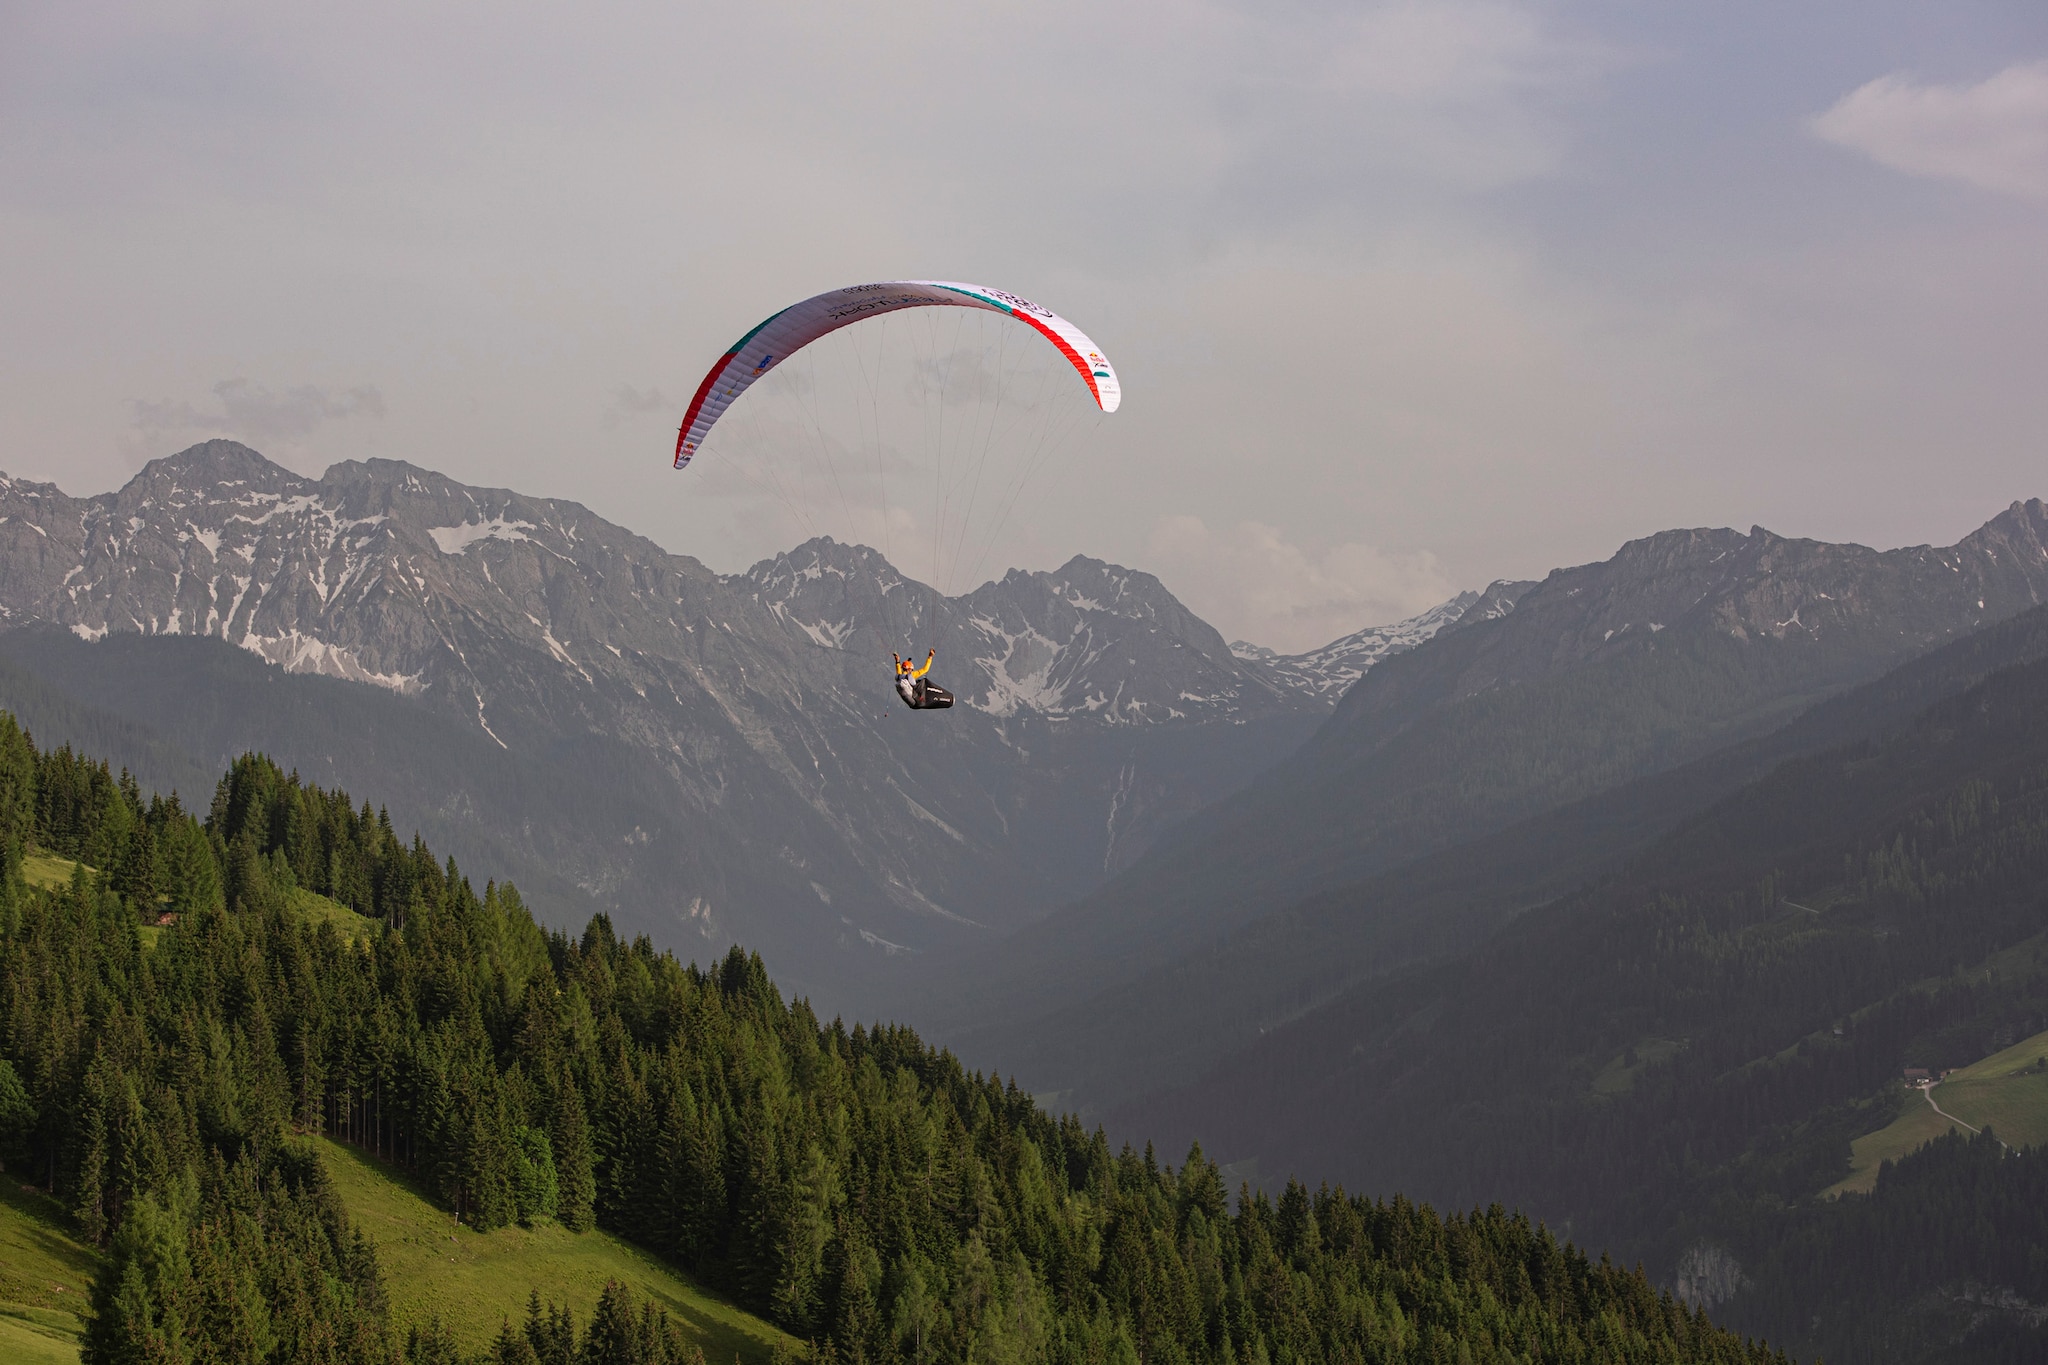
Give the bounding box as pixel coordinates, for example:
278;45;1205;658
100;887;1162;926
0;441;1348;1009
1121;626;2048;1363
923;503;2048;1056
0;721;1786;1365
979;598;2048;1113
0;628;620;930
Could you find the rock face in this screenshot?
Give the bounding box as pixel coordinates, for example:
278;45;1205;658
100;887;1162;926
1673;1244;1750;1312
0;441;1333;1006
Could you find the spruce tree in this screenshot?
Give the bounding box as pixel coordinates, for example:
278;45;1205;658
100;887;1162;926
489;1318;541;1365
553;1070;596;1233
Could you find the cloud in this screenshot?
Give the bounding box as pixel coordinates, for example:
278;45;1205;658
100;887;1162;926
604;385;669;429
1812;61;2048;200
131;379;384;452
1146;515;1457;653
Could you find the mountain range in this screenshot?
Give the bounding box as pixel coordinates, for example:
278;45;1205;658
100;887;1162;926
0;440;1469;1008
4;442;2045;1037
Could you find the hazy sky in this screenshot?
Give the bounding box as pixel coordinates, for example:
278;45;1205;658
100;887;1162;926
4;3;2046;651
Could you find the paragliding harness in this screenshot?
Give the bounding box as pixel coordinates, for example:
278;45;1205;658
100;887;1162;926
894;651;954;711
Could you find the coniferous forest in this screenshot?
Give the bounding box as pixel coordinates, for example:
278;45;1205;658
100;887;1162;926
0;714;1786;1364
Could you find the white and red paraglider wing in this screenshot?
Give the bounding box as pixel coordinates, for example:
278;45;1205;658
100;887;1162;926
673;280;1118;469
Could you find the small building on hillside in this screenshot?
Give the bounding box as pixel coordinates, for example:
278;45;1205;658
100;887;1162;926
1903;1067;1932;1084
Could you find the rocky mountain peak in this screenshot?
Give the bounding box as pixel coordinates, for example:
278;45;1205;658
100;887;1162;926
1959;497;2048;563
1333;502;2048;732
115;440;304;517
136;438;294;488
750;537;906;590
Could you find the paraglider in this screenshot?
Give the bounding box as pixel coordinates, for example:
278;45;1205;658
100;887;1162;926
672;280;1119;713
893;650;953;710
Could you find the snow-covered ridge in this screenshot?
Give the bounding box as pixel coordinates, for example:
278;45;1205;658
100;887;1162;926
1;451;486;697
0;448;1320;733
1234;592;1485;701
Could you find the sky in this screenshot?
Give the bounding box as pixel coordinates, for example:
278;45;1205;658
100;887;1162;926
3;3;2046;652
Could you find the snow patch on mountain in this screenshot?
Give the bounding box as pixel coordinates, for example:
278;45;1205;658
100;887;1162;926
240;629;425;694
229;492;321;526
971;619;1070;717
1235;592;1483;700
429;518;536;554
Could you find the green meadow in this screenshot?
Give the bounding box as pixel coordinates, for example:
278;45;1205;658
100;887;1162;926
1829;1026;2048;1197
315;1139;795;1361
0;1175;97;1364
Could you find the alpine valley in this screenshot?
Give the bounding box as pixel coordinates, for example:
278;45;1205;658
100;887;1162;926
0;440;1485;1011
5;441;2048;1364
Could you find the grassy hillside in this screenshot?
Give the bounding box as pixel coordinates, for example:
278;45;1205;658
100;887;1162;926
17;853;368;951
1831;1025;2048;1195
20;852;83;891
315;1139;795;1361
288;886;376;945
0;1308;80;1365
0;1178;97;1364
0;1138;796;1365
19;853;164;965
1;853;684;1362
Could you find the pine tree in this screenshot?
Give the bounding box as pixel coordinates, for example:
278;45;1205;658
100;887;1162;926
581;1279;641;1365
525;1293;576;1365
489;1318;541;1365
404;1317;462;1365
82;1192;193;1365
73;1054;112;1245
0;1057;34;1172
553;1070;596;1233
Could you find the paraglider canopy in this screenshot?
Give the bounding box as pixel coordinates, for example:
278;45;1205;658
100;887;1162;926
674;281;1120;469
